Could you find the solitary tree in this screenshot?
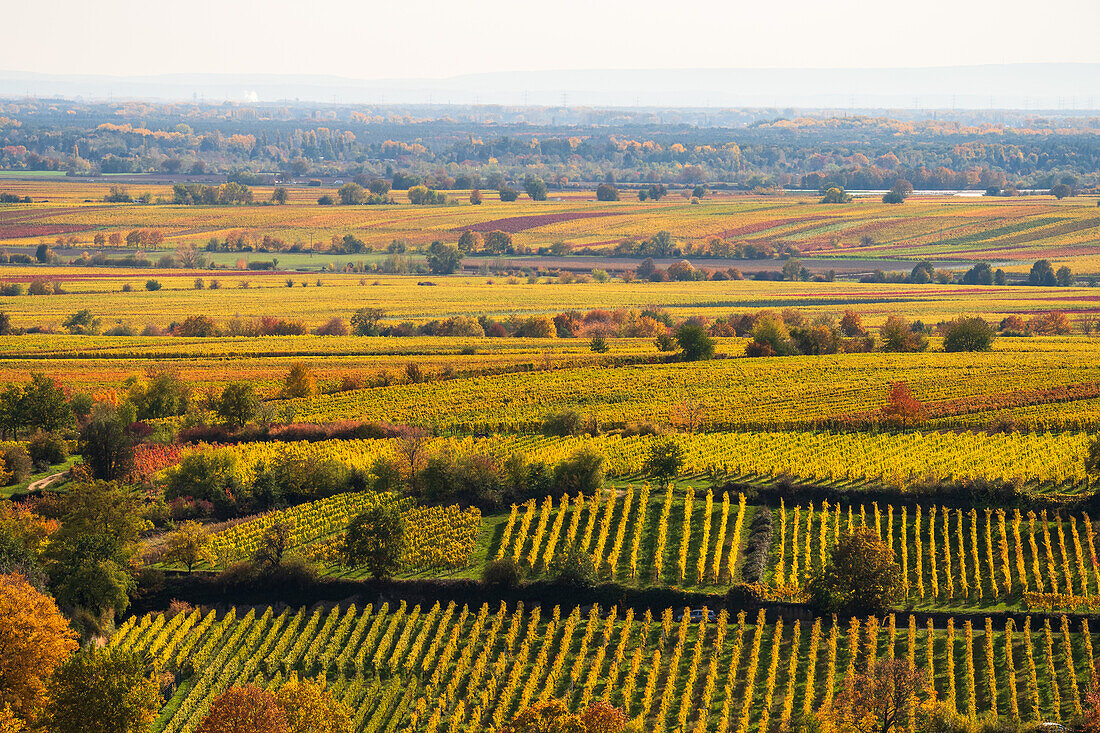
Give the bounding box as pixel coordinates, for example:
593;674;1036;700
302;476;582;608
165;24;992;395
197;685;288;733
280;363;316;399
62;309;101;335
343;504;406;579
251;522;292;571
163;521;211;572
941;316;996;352
1029;259;1057;286
644;437;683;487
807;527;902;614
216;382;258;428
425;241;462;275
830;659;929;733
350;307;385;336
675;323;716;361
44;647;162;733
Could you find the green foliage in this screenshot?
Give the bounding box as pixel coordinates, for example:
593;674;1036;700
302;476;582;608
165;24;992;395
942;316;996;352
62;309;101;335
821;186;852;203
44;481;149;617
44;647;161;733
482;557;523;589
425;241;462;275
807;526;901;614
675;323;715;361
343;503;406;578
548;545;598;587
552;449;605;496
78;407;134;482
542;409;585;437
643;437;683;487
164;450;243;516
216;382;258;428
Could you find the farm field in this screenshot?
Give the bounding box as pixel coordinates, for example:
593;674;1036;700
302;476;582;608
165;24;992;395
2;178;1100;271
113;601;1096;733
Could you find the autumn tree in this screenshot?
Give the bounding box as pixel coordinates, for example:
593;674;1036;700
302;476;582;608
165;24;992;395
280;363;316;399
0;573;78;726
425;241;462;275
163;521;211;572
252;522;292;570
839;310;866;337
343;504;405;579
197;685;287;733
44;647;161;733
675;323;715;361
807;527;902;614
273;675;352;733
880;382;925;426
501;699;627;733
878;316;927;353
830;659;929;733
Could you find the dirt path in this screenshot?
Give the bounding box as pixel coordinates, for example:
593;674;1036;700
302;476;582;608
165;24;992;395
26;470;66;493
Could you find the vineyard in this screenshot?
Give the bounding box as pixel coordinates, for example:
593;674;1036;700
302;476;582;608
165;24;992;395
184;492;480;572
111;602;1097;733
183;427;1092;493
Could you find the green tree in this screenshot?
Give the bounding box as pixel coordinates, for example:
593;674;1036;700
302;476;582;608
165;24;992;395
595;184;619;201
78;406;134;482
548;546;598;587
337;183;365;205
20;372;74;433
1029;259;1057;286
523;176;548;201
909;261;935;284
271;187;289;205
216;382;258;428
643;437;683;488
62;309;101;335
343;504;406;578
125;370;191;421
350;307;385;336
1057;265;1074;287
1051;183;1072;199
807;527;901;614
675;323;715;361
425;241;462;275
44;647;161;733
43;481;149;618
941;316;996;352
552;449;605;496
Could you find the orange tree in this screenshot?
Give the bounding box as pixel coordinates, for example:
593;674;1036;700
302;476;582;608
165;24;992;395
197;685;287;733
500;699;627;733
0;573;78;726
831;659;930;733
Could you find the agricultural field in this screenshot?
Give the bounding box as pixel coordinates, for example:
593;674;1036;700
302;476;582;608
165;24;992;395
8;186;1100;733
2;178;1100;272
112;602;1097;733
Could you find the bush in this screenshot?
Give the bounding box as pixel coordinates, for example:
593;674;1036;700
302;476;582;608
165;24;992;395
482;557;523;589
0;446;32;486
163;450;244;517
942;316;996;352
27;431;67;471
145;280;162;291
552;449;605;496
542;409;585;436
675;323;716;360
548;546;598;587
740;508;773;583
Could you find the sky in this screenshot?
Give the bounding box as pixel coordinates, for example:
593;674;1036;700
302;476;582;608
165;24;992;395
4;0;1100;79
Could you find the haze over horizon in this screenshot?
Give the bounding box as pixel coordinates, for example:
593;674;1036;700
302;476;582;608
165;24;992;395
4;0;1099;79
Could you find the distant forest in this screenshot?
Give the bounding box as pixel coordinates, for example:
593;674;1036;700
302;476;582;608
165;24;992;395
1;98;1097;191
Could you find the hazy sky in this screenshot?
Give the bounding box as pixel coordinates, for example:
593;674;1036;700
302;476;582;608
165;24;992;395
5;0;1100;78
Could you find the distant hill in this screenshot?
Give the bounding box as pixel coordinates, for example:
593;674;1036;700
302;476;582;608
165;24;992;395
1;64;1098;109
